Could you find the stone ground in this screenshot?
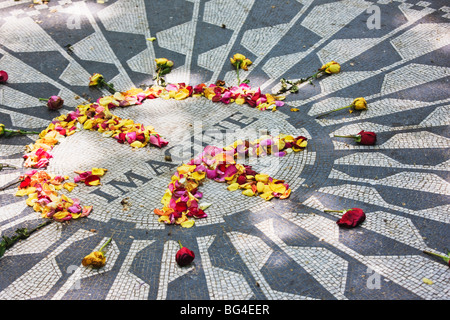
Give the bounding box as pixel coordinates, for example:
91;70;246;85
0;0;449;304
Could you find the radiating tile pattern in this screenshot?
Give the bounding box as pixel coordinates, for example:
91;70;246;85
0;0;449;300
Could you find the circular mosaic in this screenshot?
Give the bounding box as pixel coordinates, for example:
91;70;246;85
0;0;449;302
47;97;313;229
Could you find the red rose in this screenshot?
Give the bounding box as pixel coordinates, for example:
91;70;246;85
334;131;376;145
357;131;376;145
0;70;8;83
336;208;366;228
176;242;195;267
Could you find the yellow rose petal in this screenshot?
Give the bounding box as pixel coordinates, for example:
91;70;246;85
91;168;107;176
242;189;255;197
181;219;195;228
227;183;240;191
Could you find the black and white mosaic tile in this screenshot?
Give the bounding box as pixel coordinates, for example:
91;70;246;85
0;0;449;300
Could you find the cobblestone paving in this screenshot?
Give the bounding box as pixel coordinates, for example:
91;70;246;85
0;0;449;301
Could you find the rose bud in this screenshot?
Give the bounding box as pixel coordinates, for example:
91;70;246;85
175;241;195;267
81;238;112;269
89;73;104;86
324;208;366;228
46;96;64;110
155;58;169;66
352;97;367;111
334;130;376;145
0;70;8;83
319;61;341;74
357;131;376;145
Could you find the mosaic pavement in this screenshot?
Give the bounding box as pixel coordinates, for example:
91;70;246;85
0;0;449;301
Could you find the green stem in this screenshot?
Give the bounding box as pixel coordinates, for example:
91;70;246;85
311;70;322;80
0;164;17;170
423;250;449;261
324;210;345;213
5;129;40;135
236;62;241;85
100;79;116;93
39;98;49;101
316;105;353;119
0;179;20;191
334;135;357;139
178;240;183;249
99;238;112;252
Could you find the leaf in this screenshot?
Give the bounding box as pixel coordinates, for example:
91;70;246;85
15;228;30;239
2;235;13;246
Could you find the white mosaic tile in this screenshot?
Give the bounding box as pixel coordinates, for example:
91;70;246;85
0;229;95;299
198;235;253;300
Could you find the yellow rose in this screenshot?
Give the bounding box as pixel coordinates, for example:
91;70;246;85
82;238;111;269
233;53;246;62
89;73;103;86
326;63;341;74
0;123;5;136
82;251;106;268
155;58;169;66
240;58;253;71
320;61;341;74
352;97;367;110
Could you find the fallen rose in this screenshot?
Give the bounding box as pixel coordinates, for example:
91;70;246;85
230;53;252;84
316;97;368;119
82;237;112;269
39;96;64;110
319;61;341;74
89;73;116;93
175;241;195;267
0;70;8;83
423;249;450;267
325;208;366;228
277;61;341;94
334;130;377;145
154;58;173;86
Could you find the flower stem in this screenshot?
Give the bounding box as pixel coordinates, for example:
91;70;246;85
423;250;449;261
178;240;183;249
236;62;241;85
0;179;20;191
316;105;353;119
324;209;345;213
0;163;17;171
99;238;112;252
5;129;41;135
100;79;116;93
334;135;357;139
38;98;49;101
